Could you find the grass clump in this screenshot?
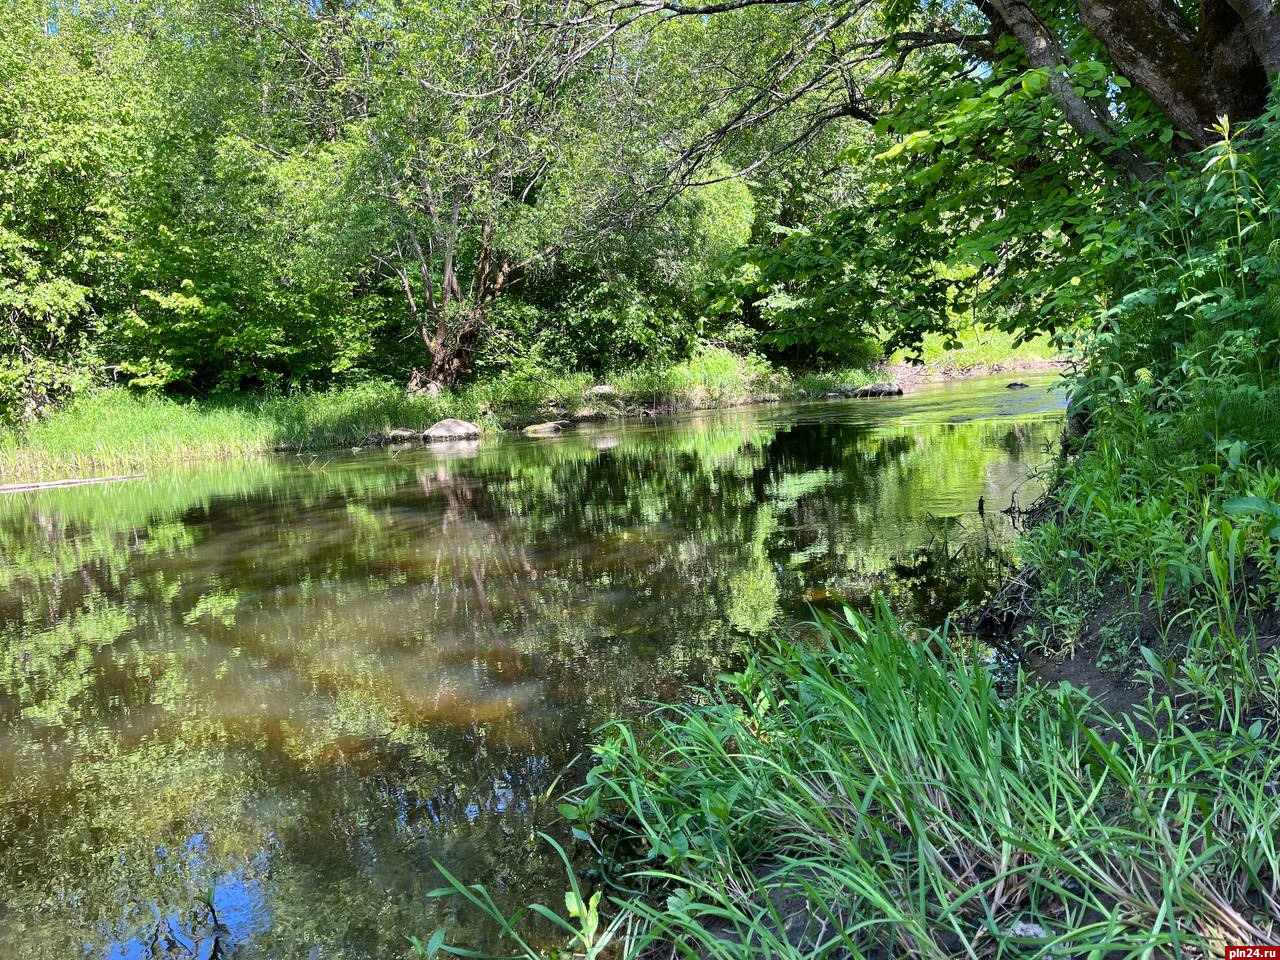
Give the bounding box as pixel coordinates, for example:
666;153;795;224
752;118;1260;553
427;602;1280;958
1017;119;1280;692
0;382;470;481
0;390;277;481
0;346;794;483
791;365;881;399
612;346;780;411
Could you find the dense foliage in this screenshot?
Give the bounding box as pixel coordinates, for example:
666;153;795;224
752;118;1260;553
548;604;1280;957
5;0;1277;425
1;0;761;416
5;0;1280;951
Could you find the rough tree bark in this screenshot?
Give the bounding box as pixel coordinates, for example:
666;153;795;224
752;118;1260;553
977;0;1274;177
1225;0;1280;77
414;221;514;391
980;0;1163;180
1076;0;1269;147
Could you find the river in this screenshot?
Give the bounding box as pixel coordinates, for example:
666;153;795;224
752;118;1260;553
0;373;1063;958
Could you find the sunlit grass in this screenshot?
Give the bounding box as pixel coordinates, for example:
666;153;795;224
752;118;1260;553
426;601;1280;958
0;391;275;482
0;337;1060;483
792;366;881;398
612;346;778;410
0;348;788;483
889;323;1056;372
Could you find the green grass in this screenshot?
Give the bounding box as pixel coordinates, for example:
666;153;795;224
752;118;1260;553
790;323;1057;399
425;601;1280;958
612;346;779;411
0;383;471;482
0;332;1061;483
0;347;789;483
791;365;882;399
1018;325;1280;714
889;323;1056;373
0;391;277;482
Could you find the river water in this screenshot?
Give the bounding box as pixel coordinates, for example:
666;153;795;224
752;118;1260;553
0;374;1063;958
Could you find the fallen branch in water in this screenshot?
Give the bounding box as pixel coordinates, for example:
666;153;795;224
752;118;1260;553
0;474;144;494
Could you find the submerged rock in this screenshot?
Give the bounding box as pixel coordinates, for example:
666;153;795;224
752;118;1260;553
523;420;571;437
1006;381;1030;389
425;439;481;458
424;418;481;441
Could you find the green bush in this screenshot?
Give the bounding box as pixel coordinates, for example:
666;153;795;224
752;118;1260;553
1022;115;1280;652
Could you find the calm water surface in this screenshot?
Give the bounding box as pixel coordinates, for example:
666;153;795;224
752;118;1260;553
0;374;1063;958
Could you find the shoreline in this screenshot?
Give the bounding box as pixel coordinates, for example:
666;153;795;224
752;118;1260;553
1;355;1063;488
883;356;1068;390
495;355;1067;426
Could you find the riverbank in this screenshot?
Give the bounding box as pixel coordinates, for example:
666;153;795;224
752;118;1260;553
432;541;1280;957
0;345;1059;485
519;603;1279;958
421;334;1280;956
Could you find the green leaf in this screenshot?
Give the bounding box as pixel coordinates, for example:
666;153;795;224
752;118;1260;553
427;929;446;957
1223;496;1275;516
556;802;580;821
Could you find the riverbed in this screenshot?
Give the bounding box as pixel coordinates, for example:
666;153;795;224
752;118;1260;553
0;373;1063;958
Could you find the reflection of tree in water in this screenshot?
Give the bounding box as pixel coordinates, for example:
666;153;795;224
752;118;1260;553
0;405;1059;958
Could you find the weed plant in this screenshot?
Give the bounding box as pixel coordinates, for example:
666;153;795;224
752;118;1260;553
1021;116;1280;675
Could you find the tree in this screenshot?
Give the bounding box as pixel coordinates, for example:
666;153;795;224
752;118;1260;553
577;0;1277;182
0;4;148;417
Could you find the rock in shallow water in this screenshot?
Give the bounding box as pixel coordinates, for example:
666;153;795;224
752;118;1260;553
424;418;481;441
849;381;903;398
827;381;903;399
1006;381;1030;389
523;420;571;437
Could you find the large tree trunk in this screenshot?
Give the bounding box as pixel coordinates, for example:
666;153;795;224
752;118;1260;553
981;0;1273;178
1224;0;1280;77
422;315;476;390
981;0;1162;180
1076;0;1269;147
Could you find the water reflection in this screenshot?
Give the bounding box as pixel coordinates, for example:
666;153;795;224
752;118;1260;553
0;374;1062;958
